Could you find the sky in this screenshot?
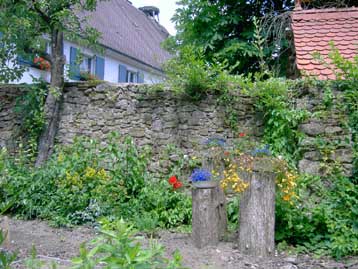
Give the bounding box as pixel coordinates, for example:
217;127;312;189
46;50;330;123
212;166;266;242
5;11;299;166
129;0;179;35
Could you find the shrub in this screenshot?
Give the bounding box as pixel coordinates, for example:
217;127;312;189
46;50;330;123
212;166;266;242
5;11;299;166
0;133;191;228
276;174;358;258
72;218;187;269
163;45;238;100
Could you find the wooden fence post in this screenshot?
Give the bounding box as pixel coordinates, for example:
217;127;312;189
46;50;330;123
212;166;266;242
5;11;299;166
192;181;220;248
238;157;276;257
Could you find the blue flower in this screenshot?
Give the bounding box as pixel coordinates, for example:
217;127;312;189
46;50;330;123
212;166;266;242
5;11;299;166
204;137;226;147
190;169;212;182
251;144;271;157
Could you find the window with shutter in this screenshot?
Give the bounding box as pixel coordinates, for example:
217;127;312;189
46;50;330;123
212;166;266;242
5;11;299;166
69;47;80;80
137;72;144;83
118;64;127;82
95;56;105;80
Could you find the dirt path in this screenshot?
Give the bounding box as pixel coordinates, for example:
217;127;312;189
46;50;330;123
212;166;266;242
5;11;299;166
1;217;357;269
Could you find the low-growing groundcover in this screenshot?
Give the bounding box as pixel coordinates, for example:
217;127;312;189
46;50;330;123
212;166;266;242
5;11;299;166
0;133;191;230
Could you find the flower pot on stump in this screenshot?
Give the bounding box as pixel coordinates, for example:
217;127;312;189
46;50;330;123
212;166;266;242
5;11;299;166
238;157;276;257
192;180;221;248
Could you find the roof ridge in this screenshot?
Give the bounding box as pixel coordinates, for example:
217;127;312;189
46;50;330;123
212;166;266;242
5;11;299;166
294;6;358;15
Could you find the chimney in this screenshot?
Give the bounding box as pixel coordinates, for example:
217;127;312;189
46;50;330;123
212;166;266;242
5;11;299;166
139;6;160;22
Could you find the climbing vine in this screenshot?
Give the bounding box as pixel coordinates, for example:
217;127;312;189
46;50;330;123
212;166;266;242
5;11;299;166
14;80;47;160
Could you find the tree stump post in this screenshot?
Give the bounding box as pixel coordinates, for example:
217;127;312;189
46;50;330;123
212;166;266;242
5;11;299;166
201;148;227;240
238;157;276;257
192;181;220;248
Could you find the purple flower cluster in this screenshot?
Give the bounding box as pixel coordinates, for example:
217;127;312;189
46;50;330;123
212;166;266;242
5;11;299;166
190;169;212;182
251;144;271;157
204;137;226;147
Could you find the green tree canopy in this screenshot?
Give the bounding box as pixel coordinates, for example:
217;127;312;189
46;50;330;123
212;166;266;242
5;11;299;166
165;0;294;74
0;0;103;165
0;0;101;83
165;0;357;75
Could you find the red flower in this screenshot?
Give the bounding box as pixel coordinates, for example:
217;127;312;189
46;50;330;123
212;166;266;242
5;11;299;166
239;133;246;137
173;181;183;189
224;151;230;156
168;176;178;185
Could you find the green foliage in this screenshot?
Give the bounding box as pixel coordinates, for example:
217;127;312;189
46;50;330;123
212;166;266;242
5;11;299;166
314;43;358;180
327;45;358;181
163;45;238;100
243;77;309;164
0;0;102;82
276;174;358;258
24;246;46;269
14;81;47;160
226;197;240;230
71;218;187;269
166;0;295;74
0;229;17;269
0;133;191;228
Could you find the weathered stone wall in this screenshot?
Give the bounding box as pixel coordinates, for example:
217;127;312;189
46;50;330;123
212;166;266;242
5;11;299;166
0;82;354;176
0;85;24;150
58;83;259;157
296;87;353;176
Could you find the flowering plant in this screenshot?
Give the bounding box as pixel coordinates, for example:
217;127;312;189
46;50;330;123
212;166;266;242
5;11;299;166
80;71;98;81
168;175;183;190
190;168;212;182
200;132;297;201
204;137;226;148
33;56;51;71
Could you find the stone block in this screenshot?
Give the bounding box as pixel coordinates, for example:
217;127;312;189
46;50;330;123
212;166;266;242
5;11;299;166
300;122;325;136
298;159;322;175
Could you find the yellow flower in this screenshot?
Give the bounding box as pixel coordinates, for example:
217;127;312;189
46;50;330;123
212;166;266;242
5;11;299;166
84;166;96;178
57;153;64;162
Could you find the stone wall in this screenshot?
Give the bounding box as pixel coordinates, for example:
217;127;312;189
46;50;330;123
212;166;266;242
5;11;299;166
0;85;24;150
0;82;354;176
296;87;353;176
58;83;259;157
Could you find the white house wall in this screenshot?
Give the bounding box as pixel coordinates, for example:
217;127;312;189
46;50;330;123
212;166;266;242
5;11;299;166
11;40;165;84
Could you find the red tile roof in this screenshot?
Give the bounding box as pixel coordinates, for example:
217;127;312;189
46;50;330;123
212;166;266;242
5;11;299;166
292;7;358;80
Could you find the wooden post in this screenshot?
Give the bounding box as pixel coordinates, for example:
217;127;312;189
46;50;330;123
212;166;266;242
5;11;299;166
238;157;276;257
201;147;227;240
192;181;220;248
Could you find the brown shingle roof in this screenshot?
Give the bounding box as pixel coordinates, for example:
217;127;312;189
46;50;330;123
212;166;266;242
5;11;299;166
82;0;171;71
292;7;358;80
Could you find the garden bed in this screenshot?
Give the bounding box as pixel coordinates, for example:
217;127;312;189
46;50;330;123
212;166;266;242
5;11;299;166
3;218;357;269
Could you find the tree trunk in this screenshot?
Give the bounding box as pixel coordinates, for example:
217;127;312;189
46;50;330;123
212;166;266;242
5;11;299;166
238;157;276;257
35;29;65;167
192;181;220;248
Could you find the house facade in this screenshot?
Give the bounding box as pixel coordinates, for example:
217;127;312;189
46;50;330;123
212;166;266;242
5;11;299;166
13;0;171;84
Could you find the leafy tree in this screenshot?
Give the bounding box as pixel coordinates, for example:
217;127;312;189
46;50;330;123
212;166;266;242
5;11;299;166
165;0;295;74
166;0;357;75
0;0;102;165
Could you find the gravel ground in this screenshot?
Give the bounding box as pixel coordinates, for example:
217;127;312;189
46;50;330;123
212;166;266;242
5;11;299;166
1;217;357;269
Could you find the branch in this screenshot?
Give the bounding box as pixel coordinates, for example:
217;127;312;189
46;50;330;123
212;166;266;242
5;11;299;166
30;0;51;24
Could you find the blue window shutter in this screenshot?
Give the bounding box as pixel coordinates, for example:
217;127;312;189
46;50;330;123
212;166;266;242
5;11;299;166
17;55;32;66
69;47;80;80
95;56;105;80
137;72;144;83
118;64;127;82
